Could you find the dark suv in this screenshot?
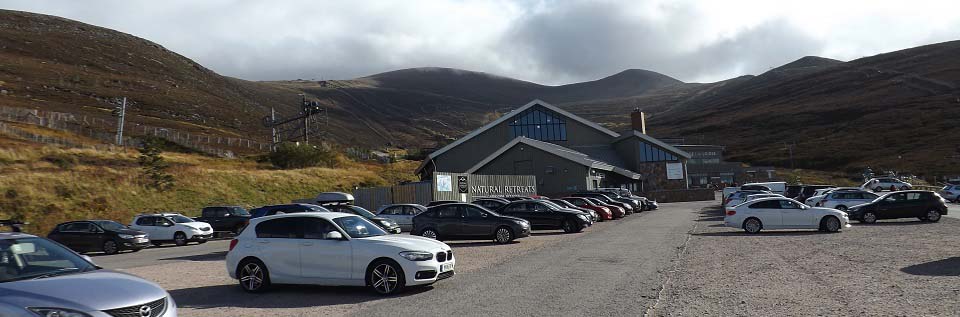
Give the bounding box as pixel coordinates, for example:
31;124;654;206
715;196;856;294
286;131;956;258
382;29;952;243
47;220;150;255
847;190;948;223
497;200;591;233
413;203;531;244
195;206;251;234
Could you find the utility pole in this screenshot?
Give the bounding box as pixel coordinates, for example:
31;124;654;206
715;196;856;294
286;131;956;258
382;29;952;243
301;94;309;143
270;107;277;150
115;97;126;146
783;142;795;169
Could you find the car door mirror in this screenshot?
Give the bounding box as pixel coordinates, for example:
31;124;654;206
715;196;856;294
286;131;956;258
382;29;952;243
325;231;345;240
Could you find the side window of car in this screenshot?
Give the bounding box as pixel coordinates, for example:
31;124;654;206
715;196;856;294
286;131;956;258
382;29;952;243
885;193;906;202
906;193;922;201
406;206;422;216
532;203;549;212
779;200;800;209
380;207;397;215
156;217;173;226
256;218;299;239
437;206;460;218
749;200;781;209
301;218;338;239
136;217;155;226
464;207;486;219
61;223;85;232
863;193;878;200
504;203;523;213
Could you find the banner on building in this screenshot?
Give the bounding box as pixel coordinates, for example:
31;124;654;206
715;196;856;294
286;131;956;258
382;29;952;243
666;162;684;180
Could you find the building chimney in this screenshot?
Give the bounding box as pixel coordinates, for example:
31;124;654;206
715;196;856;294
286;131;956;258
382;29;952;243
631;107;646;134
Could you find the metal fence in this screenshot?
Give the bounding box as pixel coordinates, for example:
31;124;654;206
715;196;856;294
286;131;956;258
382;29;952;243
353;182;432;210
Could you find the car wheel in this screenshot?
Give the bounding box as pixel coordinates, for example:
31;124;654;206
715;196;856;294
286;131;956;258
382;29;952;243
890;185;897;191
494;226;514;244
102;240;119;255
925;210;941;222
820;216;841;233
743;218;762;234
367;259;405;295
238;259;270;293
874;186;883;192
561;219;576;233
420;228;439;240
198;240;207;244
862;212;877;224
835;205;848;212
173;232;188;246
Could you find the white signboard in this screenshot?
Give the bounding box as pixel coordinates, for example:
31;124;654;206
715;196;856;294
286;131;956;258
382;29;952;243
436;175;453;192
666;162;684;180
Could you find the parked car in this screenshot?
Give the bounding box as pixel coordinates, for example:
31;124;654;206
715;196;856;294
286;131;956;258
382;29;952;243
226;212;455;295
583;197;626;218
426;200;460;207
195;205;251;234
796;185;836;203
325;205;402;234
596;188;654;211
817;190;879;211
471;198;511;211
560;197;614;221
736;193;785;206
130;213;212;246
740;184;771;192
846;190;948;223
412;203;530;244
742;182;787;195
0;232;176;317
939;184;960;203
250;203;329;218
784;185;803;198
571;193;634;214
496;200;591;233
804;187;861;207
724;190;770;208
376;204;427;232
549;199;599;223
862;178;912;192
47;220;150;255
724;197;848;233
583;191;644;211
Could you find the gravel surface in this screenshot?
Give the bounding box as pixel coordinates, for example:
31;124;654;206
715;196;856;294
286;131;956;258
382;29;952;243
658;205;960;316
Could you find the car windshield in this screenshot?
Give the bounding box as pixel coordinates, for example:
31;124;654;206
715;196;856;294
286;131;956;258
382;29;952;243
229;207;250;216
332;216;387;238
540;201;564;210
0;237;97;283
169;215;195;223
93;221;127;231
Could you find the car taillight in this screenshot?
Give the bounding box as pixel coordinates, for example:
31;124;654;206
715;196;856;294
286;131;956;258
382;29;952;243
726;210;736;216
229;239;238;251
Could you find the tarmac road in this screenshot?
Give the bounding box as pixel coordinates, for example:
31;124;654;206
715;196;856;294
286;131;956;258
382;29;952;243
92;239;231;270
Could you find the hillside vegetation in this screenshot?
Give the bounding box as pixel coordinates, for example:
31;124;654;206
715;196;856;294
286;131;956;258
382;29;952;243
0;133;418;234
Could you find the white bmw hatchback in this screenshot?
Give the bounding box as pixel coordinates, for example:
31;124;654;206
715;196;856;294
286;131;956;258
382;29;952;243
226;212;455;295
724;197;849;234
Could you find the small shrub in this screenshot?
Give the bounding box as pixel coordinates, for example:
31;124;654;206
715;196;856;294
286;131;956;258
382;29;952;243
268;142;337;169
42;153;78;169
138;137;175;191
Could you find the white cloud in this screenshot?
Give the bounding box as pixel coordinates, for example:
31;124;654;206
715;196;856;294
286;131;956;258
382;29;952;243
2;0;958;84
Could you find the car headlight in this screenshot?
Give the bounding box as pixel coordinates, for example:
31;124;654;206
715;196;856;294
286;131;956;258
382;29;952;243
399;251;434;261
118;234;135;239
29;307;92;317
380;219;397;227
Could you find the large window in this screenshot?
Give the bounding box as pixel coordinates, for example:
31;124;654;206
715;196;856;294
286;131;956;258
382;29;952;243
509;107;567;141
638;141;678;162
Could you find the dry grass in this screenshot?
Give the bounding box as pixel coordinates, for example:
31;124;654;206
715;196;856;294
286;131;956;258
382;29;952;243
0;141;419;234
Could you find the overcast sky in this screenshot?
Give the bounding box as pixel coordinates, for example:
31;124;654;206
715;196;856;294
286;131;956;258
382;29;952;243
4;0;960;84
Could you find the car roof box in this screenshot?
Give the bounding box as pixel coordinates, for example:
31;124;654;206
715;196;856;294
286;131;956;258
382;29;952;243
313;192;355;204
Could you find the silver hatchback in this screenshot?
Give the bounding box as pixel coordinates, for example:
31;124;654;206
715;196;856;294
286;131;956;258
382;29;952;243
376;204;427;232
0;232;176;317
941;184;960;203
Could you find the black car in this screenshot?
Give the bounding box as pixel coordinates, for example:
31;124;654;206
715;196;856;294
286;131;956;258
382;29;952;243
324;204;403;234
472;198;511;211
785;185;803;198
412;203;531;244
47;220;150;255
195;205;251;234
250;203;329;218
847;190;948;223
571;192;635;214
549;199;598;223
796;185;836;203
497;200;591;233
594;191;646;211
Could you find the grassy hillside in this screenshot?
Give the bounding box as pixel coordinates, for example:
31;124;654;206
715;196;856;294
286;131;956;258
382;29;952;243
0;133;418;234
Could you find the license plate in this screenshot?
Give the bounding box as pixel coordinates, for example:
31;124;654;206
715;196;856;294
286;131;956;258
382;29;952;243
441;262;454;273
136;238;149;243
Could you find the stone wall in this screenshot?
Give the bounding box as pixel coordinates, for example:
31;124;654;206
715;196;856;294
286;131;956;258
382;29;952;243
636;161;688;191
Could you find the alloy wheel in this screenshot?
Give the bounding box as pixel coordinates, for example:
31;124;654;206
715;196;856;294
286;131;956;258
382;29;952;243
371;264;400;294
239;262;264;291
421;229;438;240
926;210;941;222
495;227;512;243
862;212;877;224
562;220;574;233
826;217;841;232
174;232;187;246
744;219;761;234
102;240;118;255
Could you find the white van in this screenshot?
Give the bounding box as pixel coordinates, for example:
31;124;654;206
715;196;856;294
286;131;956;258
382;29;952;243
742;182;787;195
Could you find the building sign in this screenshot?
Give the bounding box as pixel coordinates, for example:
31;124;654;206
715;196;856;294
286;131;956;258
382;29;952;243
436;174;453;192
470;185;538;196
666;162;684;180
457;176;469;193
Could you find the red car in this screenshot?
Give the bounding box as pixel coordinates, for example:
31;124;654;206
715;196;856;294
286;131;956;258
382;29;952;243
561;197;615;220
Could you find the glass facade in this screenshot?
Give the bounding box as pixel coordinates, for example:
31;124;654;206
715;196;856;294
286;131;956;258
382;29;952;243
638;141;678;162
509;107;567;141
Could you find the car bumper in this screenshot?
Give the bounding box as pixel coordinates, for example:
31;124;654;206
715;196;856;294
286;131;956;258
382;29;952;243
120;239;152;250
517;226;531;238
403;256;456;286
189;233;213;241
387;227;402;234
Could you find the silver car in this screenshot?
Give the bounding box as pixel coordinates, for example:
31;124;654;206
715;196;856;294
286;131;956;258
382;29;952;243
941;184;960;203
0;232;176;317
376;204;427;232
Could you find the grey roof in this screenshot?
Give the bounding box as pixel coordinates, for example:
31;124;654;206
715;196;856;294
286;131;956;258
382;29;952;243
416;99;621;174
614;130;692;159
466;137;641;179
